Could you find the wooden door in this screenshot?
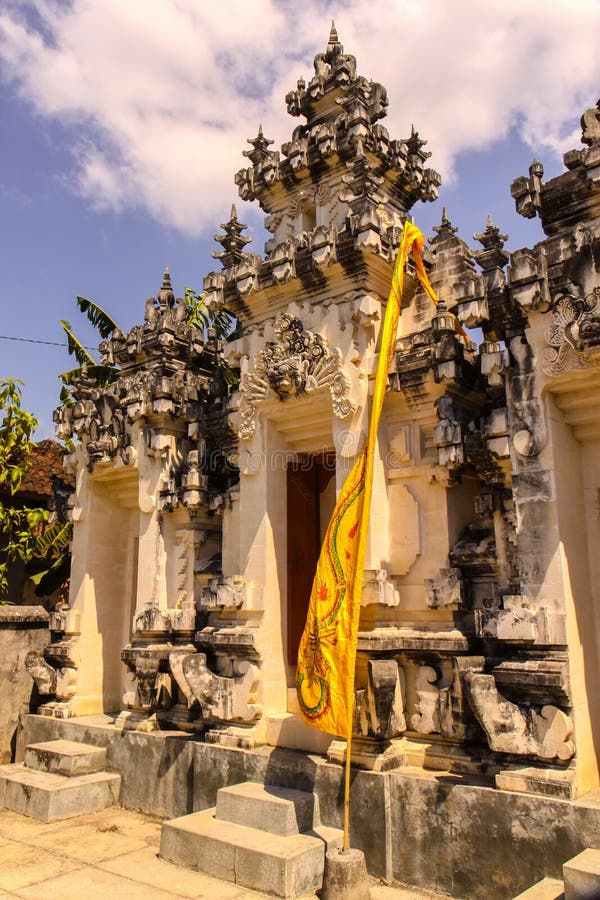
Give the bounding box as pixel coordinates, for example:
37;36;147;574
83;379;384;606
286;455;335;664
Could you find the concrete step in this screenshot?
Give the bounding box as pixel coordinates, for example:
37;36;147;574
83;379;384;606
216;781;317;836
0;763;120;823
24;739;107;777
513;876;564;898
563;848;600;899
160;807;330;898
312;823;344;852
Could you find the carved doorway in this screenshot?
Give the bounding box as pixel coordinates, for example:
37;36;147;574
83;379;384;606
287;453;336;664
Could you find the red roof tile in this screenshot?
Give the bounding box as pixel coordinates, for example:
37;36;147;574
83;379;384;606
18;440;74;497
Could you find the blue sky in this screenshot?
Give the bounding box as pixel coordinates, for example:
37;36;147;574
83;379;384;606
1;0;599;438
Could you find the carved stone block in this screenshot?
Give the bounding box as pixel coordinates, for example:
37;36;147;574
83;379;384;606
475;597;567;646
465;672;574;762
201;575;249;610
170;651;261;724
411;665;442;734
25;651;57;696
425;568;463;610
361;570;399;607
134;605;172;636
355;659;405;739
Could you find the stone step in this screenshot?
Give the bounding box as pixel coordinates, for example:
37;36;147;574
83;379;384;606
0;763;120;823
513;876;565;898
24;739;107;777
311;823;344;852
160;807;334;898
563;848;600;899
216;781;317;836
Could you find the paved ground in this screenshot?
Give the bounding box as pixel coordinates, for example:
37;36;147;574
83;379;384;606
0;806;452;899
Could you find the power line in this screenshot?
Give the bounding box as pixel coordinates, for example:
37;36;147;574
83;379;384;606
0;334;97;350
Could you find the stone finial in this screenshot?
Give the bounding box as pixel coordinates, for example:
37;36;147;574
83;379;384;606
473;215;509;251
529;158;544;179
327;19;343;56
432;207;458;236
511;161;544;220
243;125;275;164
406;125;432;162
157;266;175;309
473;216;510;279
212;205;252;268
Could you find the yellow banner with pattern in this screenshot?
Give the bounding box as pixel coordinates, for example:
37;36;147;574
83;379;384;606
295;222;446;737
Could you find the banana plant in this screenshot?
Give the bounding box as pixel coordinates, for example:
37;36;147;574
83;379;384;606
28;521;72;601
183;287;239;387
58;296;121;407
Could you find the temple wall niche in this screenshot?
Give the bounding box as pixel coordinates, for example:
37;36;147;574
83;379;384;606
580;439;600;620
241;419;289;720
545;392;600;792
70;474;138;715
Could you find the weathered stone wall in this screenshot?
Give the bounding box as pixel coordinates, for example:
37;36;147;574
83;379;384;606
0;608;49;763
21;713;600;899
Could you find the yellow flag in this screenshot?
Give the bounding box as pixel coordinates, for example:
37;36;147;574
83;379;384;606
295;222;443;737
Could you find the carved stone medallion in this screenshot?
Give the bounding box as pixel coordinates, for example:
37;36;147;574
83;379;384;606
238;314;355;439
542;287;600;376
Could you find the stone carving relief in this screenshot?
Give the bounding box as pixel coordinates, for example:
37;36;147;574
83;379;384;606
309;224;337;267
269;240;296;284
465;672;575;762
542;287;600;375
410;658;480;742
238;314;355;439
201;575;255;610
25;638;80;718
134;604;172;636
169;650;261;724
361;569;399;607
122;656;173;712
25;651;57;696
411;665;445;734
354;659;406;739
425;568;463;610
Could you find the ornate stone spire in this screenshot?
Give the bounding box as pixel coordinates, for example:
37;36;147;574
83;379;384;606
243;125;276;165
157;266;175;309
212;205;252;269
326;19;343;56
473;216;510;288
432;207;458;237
474;216;509;253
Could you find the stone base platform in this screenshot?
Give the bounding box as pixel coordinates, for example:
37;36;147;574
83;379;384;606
15;714;600;899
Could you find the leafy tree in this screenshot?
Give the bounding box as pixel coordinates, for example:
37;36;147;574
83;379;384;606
0;378;49;602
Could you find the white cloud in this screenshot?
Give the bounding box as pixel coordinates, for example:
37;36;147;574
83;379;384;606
1;0;599;234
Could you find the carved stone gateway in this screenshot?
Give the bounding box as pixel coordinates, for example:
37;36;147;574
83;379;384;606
21;26;600;898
